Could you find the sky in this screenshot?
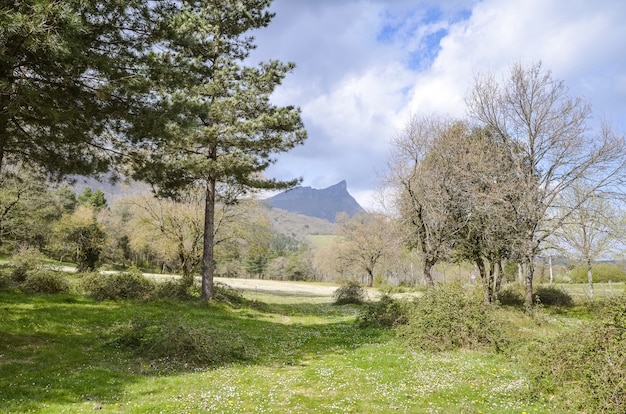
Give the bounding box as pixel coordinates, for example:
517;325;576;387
248;0;626;210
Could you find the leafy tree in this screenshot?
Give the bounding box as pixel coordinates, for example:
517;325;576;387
53;184;78;214
52;206;106;271
0;164;63;249
77;187;107;210
467;61;626;308
388;115;465;287
432;124;522;303
128;1;307;300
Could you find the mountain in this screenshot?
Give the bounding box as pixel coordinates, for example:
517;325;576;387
264;180;365;222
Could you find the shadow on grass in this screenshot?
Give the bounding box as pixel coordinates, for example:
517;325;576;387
0;291;386;413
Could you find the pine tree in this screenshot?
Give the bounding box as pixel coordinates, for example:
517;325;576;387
0;1;150;177
128;1;307;300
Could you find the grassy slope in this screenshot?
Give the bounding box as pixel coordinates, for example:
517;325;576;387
0;289;566;414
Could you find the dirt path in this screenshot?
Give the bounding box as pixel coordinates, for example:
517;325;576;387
214;277;340;297
56;266;384;298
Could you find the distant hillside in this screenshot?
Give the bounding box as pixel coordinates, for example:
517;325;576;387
264;180;364;222
69;175;151;203
264;205;337;241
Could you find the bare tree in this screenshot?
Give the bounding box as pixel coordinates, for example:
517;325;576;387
551;185;624;299
125;191;205;286
467;61;626;308
334;212;397;287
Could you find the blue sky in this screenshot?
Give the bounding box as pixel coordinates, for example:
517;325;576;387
248;0;626;209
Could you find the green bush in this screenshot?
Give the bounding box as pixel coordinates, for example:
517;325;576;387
9;247;46;282
534;285;573;307
82;269;155;301
568;263;626;283
213;282;247;305
153;278;199;300
109;316;248;367
0;266;15;291
22;270;71;294
333;281;367;305
526;293;626;413
398;281;506;352
358;294;408;328
496;283;525;306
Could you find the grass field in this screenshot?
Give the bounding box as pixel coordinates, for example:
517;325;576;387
0;282;579;414
307;234;339;249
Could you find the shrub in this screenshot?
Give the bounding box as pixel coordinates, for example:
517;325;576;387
22;270;71;294
534;285;573;307
568;263;626;283
496;283;525;306
10;247;46;282
0;267;15;291
358;294;408;328
398;281;505;352
526;293;626;412
213;282;247;305
109;316;248;367
82;269;155;301
333;281;367;305
153;278;198;300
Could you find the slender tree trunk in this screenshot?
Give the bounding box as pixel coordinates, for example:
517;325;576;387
476;258;491;304
524;256;534;311
494;259;503;301
201;178;216;301
587;258;594;300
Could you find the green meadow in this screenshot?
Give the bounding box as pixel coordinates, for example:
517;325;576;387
1;271;624;413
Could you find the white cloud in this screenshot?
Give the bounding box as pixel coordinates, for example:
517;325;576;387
255;0;626;202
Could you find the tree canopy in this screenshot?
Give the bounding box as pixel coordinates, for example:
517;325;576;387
0;1;150;177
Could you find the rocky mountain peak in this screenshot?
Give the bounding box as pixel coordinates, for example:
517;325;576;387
265;180;364;222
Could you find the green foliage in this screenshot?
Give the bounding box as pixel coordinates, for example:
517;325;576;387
358;294;408;328
333;281;367;305
9;247;46;282
526;294;626;413
53;184;78;213
152;279;198;301
568;262;626;283
534;285;574;307
212;282;248;306
77;187;107;210
0;1;143;178
0;267;14;291
0;167;63;248
497;283;525;306
52;207;107;272
81;269;155;301
22;270;70;295
109;317;248;367
398;282;505;352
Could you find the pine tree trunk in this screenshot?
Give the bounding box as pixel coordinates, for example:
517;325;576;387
201;178;216;301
